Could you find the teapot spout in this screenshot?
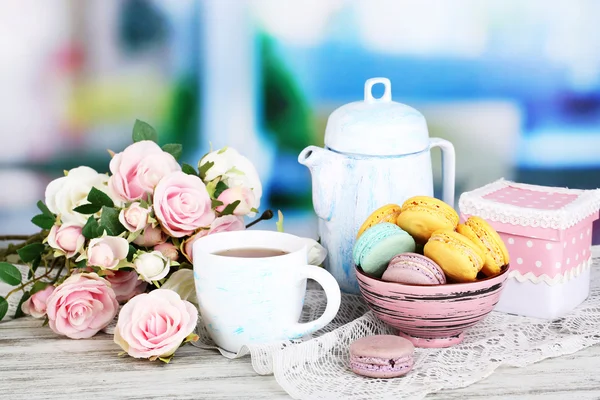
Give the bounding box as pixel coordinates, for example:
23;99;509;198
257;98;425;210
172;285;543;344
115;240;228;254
298;146;327;170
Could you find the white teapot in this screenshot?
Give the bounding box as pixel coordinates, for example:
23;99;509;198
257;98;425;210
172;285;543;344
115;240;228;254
298;78;456;294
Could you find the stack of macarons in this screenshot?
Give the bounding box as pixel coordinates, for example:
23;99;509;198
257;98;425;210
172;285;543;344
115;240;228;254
353;196;509;284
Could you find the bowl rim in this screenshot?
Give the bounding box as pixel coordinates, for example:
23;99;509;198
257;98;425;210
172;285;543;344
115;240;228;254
355;262;510;288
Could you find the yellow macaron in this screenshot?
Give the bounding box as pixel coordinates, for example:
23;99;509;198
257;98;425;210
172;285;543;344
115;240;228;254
457;216;509;277
396;196;459;243
423;229;485;283
356;204;402;238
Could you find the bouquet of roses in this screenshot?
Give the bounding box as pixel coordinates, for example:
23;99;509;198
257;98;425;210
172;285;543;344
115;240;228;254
0;120;324;363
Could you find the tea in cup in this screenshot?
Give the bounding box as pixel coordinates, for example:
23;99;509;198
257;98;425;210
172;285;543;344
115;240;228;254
193;230;341;353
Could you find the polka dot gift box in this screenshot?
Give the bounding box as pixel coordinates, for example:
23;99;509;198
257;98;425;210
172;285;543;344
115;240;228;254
459;179;600;319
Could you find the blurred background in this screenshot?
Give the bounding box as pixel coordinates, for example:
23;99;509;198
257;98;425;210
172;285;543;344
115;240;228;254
2;0;600;238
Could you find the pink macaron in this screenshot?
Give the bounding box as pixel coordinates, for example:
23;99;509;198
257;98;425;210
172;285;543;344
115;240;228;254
382;253;446;285
349;335;415;378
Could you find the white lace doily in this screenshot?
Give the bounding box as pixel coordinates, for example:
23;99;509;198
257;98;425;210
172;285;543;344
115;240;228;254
193;247;600;400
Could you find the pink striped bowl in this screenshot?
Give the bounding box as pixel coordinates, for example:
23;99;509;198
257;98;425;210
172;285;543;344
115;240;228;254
356;265;510;348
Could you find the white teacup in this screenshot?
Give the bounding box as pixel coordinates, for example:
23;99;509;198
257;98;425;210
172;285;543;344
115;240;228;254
193;230;341;353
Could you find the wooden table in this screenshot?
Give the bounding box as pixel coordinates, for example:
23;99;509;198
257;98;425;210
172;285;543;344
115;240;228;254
2;316;600;399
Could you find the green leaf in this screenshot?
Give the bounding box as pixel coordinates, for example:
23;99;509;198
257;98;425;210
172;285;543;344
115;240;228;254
220;200;240;216
132;119;158;143
205;179;218;198
30;281;49;295
17;243;45;263
31;214;55;230
14;292;30;319
214;181;228;198
42;317;49;327
27;256;41;279
211;199;224;208
162;143;183;160
182;163;197;176
73;203;102;215
217;146;228;154
37;201;54;217
127;245;137;261
276;210;284;233
82;216;102;239
198;161;214;181
100;206;126;236
251;208;259;213
0;262;21;286
75;259;87;269
87;187;114;208
0;296;7;321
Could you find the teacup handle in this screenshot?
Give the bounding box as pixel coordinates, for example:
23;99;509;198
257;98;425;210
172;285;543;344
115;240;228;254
288;265;341;339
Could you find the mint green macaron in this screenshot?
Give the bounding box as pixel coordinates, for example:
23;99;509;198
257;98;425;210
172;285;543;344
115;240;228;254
353;223;416;278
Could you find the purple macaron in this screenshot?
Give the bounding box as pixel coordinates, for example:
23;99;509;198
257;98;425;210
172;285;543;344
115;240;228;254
382;253;446;285
349;335;415;378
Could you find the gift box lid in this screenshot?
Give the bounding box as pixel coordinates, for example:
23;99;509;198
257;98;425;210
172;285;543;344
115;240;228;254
459;179;600;234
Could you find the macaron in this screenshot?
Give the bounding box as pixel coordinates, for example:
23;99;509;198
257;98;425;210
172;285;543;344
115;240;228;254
353;223;416;278
396;196;459;243
356;204;402;238
423;229;485;283
349;335;415;378
382;253;446;285
457;216;510;277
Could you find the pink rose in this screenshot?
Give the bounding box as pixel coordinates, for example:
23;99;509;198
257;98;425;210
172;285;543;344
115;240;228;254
153;171;215;238
47;224;85;258
109;141;181;202
87;236;129;269
104;270;147;303
154;242;179;261
182;215;245;262
114;289;198;360
46;273;119;339
21;285;55;318
216;187;256;216
118;203;150;232
133;224;167;247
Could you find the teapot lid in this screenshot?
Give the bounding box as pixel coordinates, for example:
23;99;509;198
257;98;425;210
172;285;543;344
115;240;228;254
324;78;430;156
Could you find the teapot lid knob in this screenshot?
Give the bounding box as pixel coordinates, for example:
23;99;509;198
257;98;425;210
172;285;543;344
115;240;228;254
364;77;392;103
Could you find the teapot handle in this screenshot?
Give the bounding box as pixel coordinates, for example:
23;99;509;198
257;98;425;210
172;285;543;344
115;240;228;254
364;78;392;103
429;138;456;208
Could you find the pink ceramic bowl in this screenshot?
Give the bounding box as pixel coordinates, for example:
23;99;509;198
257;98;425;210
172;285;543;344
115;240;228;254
356;265;510;348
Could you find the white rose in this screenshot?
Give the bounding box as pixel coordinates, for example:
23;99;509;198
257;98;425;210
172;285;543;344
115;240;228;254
45;166;120;226
161;269;197;307
118;203;150;233
200;147;262;211
134;251;171;283
303;238;327;266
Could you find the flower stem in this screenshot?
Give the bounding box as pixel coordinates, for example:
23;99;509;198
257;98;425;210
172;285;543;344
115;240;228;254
5;268;54;298
0;235;31;241
0;231;45;261
246;209;274;229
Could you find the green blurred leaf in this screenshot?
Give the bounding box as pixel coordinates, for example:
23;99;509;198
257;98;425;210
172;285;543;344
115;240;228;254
100;206;126;236
181;163;197;176
0;262;21;286
198;161;214;181
162;143;183;160
214;181;228;199
31;214;55;230
30;281;49;295
205;179;218;198
127;245;137;261
88;187;114;208
220;200;240;216
0;296;7;321
36;201;54;218
73;203;102;215
132;119;158;143
217;146;228;154
14;292;30;319
17;243;45;263
75;259;87;269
